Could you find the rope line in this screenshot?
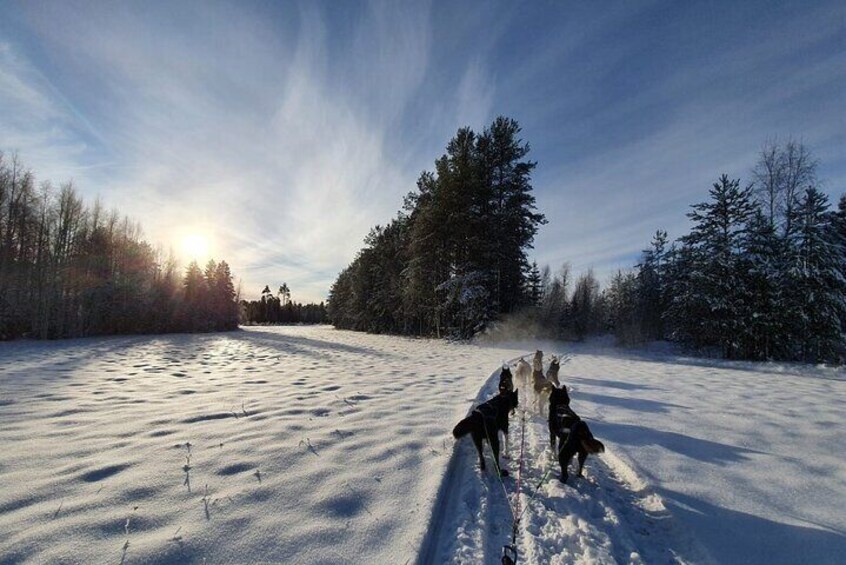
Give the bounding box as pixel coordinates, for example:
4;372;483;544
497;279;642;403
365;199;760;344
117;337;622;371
514;441;568;525
481;415;516;524
470;351;575;564
513;410;527;543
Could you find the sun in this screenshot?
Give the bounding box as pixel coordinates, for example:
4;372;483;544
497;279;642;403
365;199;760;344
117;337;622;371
181;233;210;261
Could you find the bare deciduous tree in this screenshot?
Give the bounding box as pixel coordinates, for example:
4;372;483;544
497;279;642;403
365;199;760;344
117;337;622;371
752;139;818;236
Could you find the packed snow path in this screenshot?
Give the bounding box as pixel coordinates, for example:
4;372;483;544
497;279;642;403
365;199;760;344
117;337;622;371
419;363;711;565
1;327;844;564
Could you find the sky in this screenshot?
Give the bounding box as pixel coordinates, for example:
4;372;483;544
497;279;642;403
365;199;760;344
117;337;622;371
1;0;844;303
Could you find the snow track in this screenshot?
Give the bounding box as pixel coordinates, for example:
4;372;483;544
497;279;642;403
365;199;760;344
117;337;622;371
417;358;522;565
420;357;712;564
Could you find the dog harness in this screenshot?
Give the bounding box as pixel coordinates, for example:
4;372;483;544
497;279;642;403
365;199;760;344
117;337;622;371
553;406;579;434
474;400;501;421
499;373;514;394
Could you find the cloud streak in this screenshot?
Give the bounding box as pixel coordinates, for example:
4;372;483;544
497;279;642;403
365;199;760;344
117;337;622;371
2;2;453;302
1;0;843;301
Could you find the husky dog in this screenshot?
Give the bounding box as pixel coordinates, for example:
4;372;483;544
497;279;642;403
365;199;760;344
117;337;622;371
532;350;543;373
533;374;553;415
498;366;514;394
546;355;561;387
547;386;572;447
514;358;531;391
498;366;515;456
532;352;553;415
452;389;519;477
548;387;604;484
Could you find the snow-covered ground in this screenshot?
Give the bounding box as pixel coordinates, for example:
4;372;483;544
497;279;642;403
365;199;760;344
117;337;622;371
1;326;843;564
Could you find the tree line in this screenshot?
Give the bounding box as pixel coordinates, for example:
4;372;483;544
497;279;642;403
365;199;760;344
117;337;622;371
0;153;239;339
527;140;845;364
327;116;547;338
327;129;845;363
240;284;327;325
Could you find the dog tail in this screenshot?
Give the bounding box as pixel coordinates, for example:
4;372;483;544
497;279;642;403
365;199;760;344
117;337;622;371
572;420;604;453
581;437;605;454
452;416;474;439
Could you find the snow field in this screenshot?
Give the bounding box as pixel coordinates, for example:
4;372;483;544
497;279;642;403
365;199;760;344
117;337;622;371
0;327;525;564
556;343;845;564
1;327;843;564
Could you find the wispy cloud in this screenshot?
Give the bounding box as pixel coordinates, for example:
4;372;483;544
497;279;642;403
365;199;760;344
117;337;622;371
0;41;101;182
1;0;843;300
522;1;846;281
2;2;461;302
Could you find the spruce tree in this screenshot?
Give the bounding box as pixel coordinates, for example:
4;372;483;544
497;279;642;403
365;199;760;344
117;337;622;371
636;230;668;340
743;210;786;359
675;175;756;357
785;188;845;362
525;261;543;307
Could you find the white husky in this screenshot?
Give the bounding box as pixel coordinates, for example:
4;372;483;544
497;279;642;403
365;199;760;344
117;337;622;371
531;350;553;415
515;358;531;391
546;355;561;387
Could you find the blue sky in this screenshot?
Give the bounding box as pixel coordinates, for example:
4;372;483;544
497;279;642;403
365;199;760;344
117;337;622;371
1;1;844;303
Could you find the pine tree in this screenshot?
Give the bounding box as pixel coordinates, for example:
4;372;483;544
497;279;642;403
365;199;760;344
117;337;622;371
213;261;237;330
784;188;845;362
636;229;668;340
663;243;694;344
327;267;355;329
368;217;410;333
674;175;756;357
525;261;543;307
606;270;641;345
475;117;546;313
742;210;787;359
404;170;451;336
182;261;207;331
399;117;546;336
278;283;290;306
833;195;846;244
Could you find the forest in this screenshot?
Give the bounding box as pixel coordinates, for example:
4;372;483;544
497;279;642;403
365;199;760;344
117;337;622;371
0;153;239;339
328;116;547;338
4;124;843;364
239;284;328;325
583;140;845;363
328;126;846;364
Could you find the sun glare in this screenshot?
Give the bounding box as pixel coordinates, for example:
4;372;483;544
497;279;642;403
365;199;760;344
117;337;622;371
181;233;211;261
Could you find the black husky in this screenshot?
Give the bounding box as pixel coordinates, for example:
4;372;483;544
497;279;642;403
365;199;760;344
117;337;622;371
498;366;514;394
452;389;519;477
548;386;605;483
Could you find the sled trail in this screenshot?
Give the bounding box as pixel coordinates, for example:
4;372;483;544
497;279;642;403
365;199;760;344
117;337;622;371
421;357;712;564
